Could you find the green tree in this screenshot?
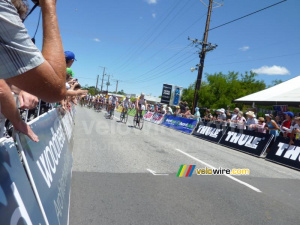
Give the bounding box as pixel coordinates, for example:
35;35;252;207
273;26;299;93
117;89;126;95
181;71;266;109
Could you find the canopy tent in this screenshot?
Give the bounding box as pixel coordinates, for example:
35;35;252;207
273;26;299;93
233;75;300;106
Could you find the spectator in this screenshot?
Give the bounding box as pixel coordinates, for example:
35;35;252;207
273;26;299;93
264;114;280;153
179;101;186;114
216;108;226;122
255;117;266;133
235;111;246;129
3;0;67;102
204;109;213;121
289;117;300;145
275;115;282;125
174;106;181;117
166;106;173;115
245;111;258;130
265;114;279;138
229;107;240;127
191;107;201;122
183;106;191;118
280;111;294;137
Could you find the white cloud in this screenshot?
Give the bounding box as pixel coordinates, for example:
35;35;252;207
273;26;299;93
93;38;100;42
251;65;290;75
239;46;250;51
145;0;157;5
152;13;156;18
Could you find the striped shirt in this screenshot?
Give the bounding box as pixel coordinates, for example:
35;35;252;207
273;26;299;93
0;0;44;79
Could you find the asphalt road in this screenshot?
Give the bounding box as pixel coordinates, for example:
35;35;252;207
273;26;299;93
70;106;300;225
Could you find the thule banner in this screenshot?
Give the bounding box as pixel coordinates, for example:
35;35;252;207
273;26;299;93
18;109;73;225
266;136;300;170
161;115;197;134
192;122;227;143
0;138;46;225
219;128;274;156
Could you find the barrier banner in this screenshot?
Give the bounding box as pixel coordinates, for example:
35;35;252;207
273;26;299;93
192;122;227;143
0;138;46;225
60;110;74;143
161;115;197;134
266;136;300;170
19;109;73;225
219;128;273;156
151;113;165;124
143;112;154;121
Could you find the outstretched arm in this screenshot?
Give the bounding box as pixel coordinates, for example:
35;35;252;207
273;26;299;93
6;0;66;102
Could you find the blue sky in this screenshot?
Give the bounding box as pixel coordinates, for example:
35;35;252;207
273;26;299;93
25;0;300;97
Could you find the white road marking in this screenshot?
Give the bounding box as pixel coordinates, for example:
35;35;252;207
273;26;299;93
175;148;262;193
147;169;169;176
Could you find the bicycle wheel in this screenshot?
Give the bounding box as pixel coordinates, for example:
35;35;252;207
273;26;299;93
139;117;144;130
124;113;128;124
133;116;137;128
120;112;124;122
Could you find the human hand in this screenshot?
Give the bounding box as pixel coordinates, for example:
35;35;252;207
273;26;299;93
18;91;39;109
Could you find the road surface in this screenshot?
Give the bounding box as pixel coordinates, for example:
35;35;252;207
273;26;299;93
70;106;300;225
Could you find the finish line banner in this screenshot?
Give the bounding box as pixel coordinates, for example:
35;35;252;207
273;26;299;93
18;109;73;225
0;138;46;225
192;122;227;143
219;128;273;157
161;115;197;134
266;136;300;170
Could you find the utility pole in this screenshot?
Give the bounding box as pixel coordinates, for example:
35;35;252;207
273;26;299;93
95;74;99;94
100;67;105;93
115;80;119;94
106;74;111;93
190;0;220;114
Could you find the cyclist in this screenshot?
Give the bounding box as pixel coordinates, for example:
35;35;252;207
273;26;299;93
99;94;104;110
108;94;118;117
121;96;131;118
135;93;147;122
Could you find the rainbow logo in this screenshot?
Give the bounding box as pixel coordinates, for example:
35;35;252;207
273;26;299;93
176;165;196;177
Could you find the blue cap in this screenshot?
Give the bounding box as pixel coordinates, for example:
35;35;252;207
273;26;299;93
284;111;294;118
195;107;199;111
65;51;76;61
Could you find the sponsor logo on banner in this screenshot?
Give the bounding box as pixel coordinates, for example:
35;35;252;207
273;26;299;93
0;138;46;224
192;122;226;143
266;136;300;170
161;84;172;104
151;113;165;124
219;128;273;156
143;112;154;121
161;115;197;134
19;109;73;225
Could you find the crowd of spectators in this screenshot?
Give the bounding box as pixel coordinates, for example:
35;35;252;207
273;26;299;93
0;0;87;142
144;101;300;144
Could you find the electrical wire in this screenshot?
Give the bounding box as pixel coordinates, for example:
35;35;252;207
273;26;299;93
209;0;288;31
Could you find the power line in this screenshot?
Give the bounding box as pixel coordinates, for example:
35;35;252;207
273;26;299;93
209;0;288;31
206;52;300;66
115;0;180;70
119;13;207;78
117;0;196;73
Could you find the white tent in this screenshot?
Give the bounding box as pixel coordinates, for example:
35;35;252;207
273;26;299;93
233;75;300;106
